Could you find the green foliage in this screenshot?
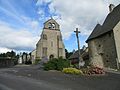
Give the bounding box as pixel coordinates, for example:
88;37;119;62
65;49;73;59
0;51;19;65
43;57;70;71
0;50;16;58
62;68;83;75
34;58;41;65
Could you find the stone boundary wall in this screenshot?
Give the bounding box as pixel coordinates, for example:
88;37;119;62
0;58;14;68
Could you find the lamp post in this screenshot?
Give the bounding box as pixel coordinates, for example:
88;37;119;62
74;28;83;68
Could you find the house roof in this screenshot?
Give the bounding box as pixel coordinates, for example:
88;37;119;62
69;48;88;60
86;4;120;42
86;24;102;42
69;50;82;59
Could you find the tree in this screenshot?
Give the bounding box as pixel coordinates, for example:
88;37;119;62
65;49;73;59
5;50;16;58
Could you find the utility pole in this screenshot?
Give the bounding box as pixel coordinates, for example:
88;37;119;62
74;28;84;68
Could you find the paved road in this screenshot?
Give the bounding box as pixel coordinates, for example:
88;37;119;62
0;65;120;90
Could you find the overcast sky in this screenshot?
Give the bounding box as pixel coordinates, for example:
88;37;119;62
0;0;120;53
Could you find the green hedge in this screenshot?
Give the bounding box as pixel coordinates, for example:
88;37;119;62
34;58;41;65
43;57;70;71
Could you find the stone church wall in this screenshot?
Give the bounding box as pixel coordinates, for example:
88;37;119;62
113;21;120;63
88;31;117;69
36;29;65;59
36;19;66;60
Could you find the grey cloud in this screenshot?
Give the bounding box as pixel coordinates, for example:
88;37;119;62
48;0;120;39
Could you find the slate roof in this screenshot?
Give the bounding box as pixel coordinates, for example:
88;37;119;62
86;4;120;42
69;50;83;59
86;24;102;42
69;48;89;60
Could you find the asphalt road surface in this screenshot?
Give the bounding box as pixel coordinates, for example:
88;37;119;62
0;65;120;90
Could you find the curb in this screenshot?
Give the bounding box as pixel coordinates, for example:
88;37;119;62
105;70;120;75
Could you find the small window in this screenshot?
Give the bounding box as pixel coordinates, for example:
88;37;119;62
98;45;101;47
48;23;52;29
59;48;63;56
42;47;47;56
106;60;109;62
43;34;47;40
52;23;56;29
51;41;53;47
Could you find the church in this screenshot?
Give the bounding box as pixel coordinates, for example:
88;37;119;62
86;4;120;69
32;18;65;61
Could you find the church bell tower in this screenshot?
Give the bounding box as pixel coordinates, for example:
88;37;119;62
36;18;66;60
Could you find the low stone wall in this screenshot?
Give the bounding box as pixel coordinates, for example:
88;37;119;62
0;58;14;68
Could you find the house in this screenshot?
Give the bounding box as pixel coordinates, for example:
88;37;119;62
34;18;65;60
86;4;120;69
31;49;36;64
69;46;89;65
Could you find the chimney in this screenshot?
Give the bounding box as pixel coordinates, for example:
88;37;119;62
109;4;115;13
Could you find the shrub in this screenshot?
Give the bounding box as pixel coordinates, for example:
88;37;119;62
34;58;41;65
43;57;70;71
25;60;32;65
62;68;83;75
43;58;58;71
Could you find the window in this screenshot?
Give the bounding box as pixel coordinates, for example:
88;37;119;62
52;23;56;29
48;23;56;29
51;41;53;47
98;45;101;47
59;48;63;56
43;34;47;40
42;47;47;56
48;23;52;29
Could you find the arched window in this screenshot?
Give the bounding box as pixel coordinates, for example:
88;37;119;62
52;23;56;29
48;23;52;29
43;34;47;40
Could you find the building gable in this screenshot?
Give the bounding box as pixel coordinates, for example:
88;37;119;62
86;4;120;42
44;18;60;30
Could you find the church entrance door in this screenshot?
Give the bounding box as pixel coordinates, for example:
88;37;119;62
49;55;54;59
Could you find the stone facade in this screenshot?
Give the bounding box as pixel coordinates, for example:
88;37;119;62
88;31;117;68
36;18;65;60
31;49;36;64
86;4;120;69
113;21;120;63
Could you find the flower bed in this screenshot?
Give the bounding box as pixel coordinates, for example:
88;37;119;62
62;68;83;75
82;67;105;75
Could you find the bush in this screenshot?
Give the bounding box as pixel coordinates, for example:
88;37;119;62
43;57;70;71
25;60;32;65
62;68;83;75
34;58;41;65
